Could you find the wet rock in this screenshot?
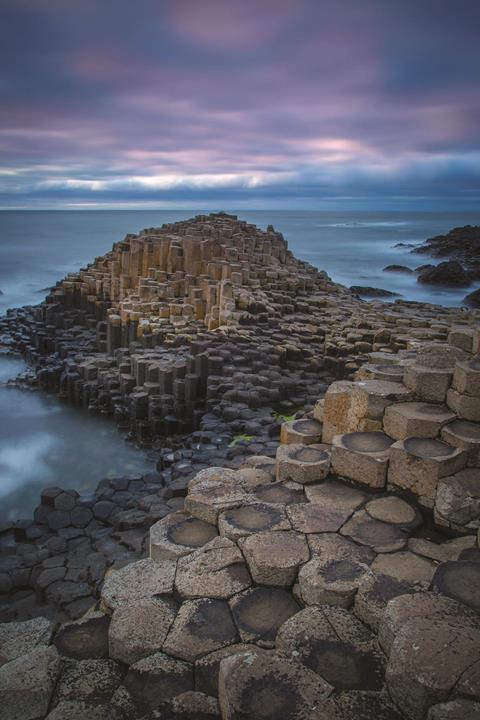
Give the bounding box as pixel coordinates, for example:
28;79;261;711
195;644;253;697
277;605;385;691
350;286;400;298
298;533;374;608
341;509;409;553
230;586;300;646
418;260;471;287
53;611;110;659
431;560;480;611
154;690;220;719
163;598;238;662
383;264;414;273
218;648;333;720
150;511;218;561
123;651;194;710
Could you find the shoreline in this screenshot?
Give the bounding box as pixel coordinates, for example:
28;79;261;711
0;213;479;720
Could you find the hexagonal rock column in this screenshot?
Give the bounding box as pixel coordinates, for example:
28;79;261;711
404;364;454;403
174;537;251;600
276;606;385;691
122;651;194;710
441;419;480;466
276;443;331;484
150;511;218;561
162;598;239;662
383;402;456;441
387;437;468;508
321;380;355;443
280;418;323;445
101;558;176;612
218;649;333;720
386;618;480;720
229;587;300;647
452;358;480;396
447;391;480;422
218;503;290;541
0;646;60;720
347;380;412;432
297;534;374;608
431;560;480;612
378;591;480;655
240;530;309;587
108;597;177;664
184;468;250;524
434;469;480;532
331;431;394;489
341;509;411;554
356;363;406;383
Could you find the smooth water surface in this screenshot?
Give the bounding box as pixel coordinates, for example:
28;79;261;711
0;355;153;523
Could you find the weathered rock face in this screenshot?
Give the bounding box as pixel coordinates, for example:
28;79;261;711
411;225;480;275
417;260;471;287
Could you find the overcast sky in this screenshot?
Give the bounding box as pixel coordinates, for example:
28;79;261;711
1;0;479;209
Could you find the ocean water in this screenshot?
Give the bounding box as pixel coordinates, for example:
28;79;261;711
1;208;479;521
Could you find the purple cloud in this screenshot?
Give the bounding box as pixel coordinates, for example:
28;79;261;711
0;0;479;207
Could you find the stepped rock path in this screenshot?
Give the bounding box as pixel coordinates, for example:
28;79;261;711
0;214;480;719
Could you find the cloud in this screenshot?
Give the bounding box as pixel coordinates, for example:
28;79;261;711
0;0;479;207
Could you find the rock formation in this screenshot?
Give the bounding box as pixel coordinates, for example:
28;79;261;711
1;213;480;720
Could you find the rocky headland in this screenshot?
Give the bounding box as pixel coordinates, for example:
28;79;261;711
411;225;480;305
1;213;480;720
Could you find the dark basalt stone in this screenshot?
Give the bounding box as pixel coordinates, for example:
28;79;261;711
230;587;300;644
221;504;283;533
383;265;414;273
431;561;480;612
464;288;480;307
404;437;456;458
417;260;471;287
301;638;385;691
350;286;400;298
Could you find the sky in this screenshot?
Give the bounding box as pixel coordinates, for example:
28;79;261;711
1;0;479;210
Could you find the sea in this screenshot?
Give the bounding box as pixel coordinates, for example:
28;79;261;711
1;209;479;521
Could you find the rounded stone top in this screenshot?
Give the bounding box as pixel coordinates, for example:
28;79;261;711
290;447;329;463
404;437;456;458
445;419;480;440
365;496;419;526
167;517;218;548
292;419;322;434
415;403;452;417
221;504;283;533
342;432;393;454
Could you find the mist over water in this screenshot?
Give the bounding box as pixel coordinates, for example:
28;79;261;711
1;208;479;520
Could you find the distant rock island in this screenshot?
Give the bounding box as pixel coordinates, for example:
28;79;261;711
411;225;480;304
0;213;480;720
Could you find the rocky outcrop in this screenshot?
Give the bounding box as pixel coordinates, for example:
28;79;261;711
1;214;480;719
417;260;471;287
